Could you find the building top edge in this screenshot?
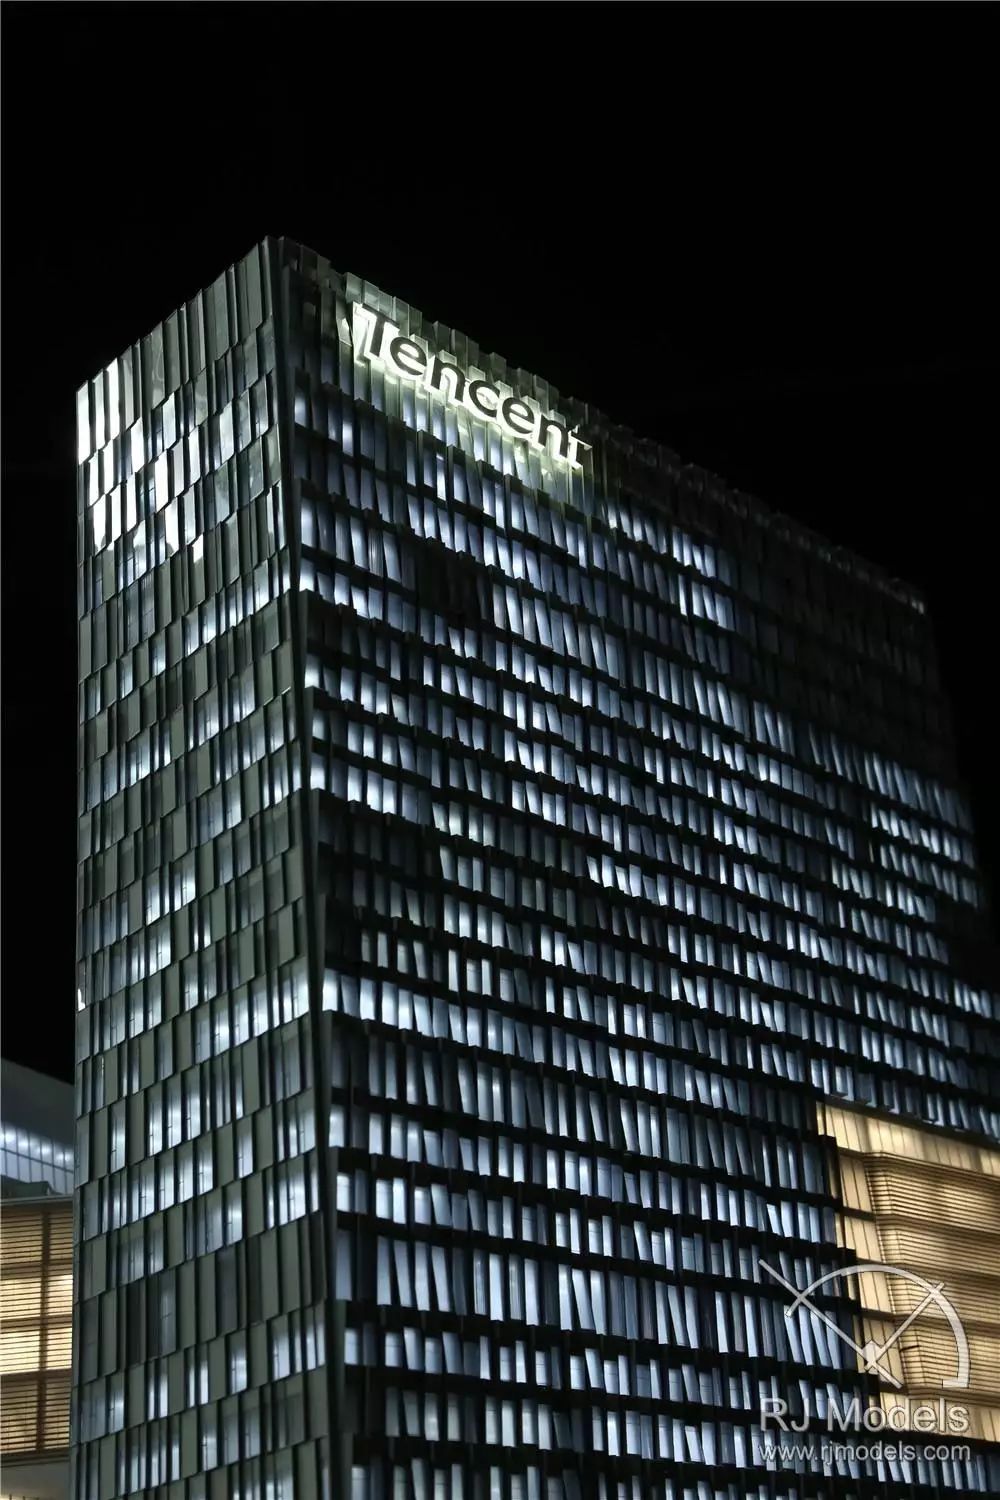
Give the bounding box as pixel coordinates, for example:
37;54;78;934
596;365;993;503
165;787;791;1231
80;234;928;617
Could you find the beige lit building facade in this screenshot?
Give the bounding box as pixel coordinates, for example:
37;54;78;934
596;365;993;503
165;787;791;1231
1;1062;74;1500
820;1102;1000;1443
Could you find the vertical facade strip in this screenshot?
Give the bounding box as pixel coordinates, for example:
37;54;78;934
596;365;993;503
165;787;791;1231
74;244;330;1500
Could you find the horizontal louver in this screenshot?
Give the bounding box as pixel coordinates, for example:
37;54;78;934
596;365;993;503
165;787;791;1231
0;1200;74;1458
0;1371;70;1455
823;1103;1000;1444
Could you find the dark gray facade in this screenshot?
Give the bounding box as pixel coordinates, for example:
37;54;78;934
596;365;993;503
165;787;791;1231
74;239;1000;1500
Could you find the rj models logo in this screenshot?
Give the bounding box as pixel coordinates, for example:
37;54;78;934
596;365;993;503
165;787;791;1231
351;302;589;469
757;1257;971;1444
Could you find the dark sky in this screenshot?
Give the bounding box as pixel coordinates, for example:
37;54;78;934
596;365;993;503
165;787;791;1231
3;5;997;1084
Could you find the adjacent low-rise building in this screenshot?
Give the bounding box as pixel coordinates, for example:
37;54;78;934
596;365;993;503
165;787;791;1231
1;1061;74;1500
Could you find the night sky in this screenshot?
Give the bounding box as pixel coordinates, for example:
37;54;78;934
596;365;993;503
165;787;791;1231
3;5;997;1084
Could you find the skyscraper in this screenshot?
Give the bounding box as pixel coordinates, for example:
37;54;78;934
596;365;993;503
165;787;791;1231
74;238;1000;1500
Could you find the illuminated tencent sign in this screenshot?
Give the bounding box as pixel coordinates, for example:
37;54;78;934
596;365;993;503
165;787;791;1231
351;303;589;469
